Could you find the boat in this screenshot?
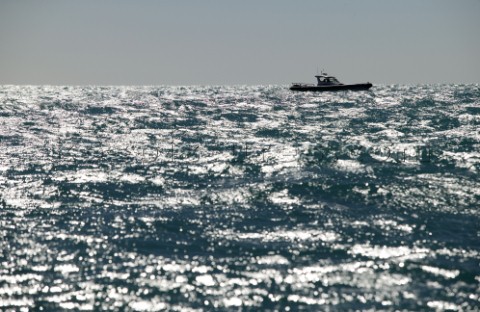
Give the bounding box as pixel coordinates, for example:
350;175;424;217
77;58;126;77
290;72;372;92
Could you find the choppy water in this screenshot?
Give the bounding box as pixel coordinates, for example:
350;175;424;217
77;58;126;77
0;84;479;311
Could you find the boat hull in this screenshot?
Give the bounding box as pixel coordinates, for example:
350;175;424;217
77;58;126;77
290;83;372;92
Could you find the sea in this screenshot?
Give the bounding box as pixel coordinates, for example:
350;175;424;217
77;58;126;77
0;84;479;311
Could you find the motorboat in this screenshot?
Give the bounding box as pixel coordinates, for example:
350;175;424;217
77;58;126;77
290;72;372;92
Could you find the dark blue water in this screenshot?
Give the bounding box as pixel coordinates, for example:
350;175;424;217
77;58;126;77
1;85;479;310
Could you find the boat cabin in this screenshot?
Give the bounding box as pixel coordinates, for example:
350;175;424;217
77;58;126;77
315;74;342;86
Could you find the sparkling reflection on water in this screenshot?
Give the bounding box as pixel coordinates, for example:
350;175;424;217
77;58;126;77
0;85;479;310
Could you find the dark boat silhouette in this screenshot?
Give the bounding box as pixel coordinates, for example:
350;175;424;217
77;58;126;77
290;72;372;92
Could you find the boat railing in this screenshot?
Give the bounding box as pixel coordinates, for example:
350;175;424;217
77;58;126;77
291;83;314;87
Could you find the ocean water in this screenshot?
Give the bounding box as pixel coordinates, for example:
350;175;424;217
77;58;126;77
0;84;479;311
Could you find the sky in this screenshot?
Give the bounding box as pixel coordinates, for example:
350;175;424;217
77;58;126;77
1;0;479;85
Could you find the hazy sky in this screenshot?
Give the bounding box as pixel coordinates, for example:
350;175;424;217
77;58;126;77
1;0;479;85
